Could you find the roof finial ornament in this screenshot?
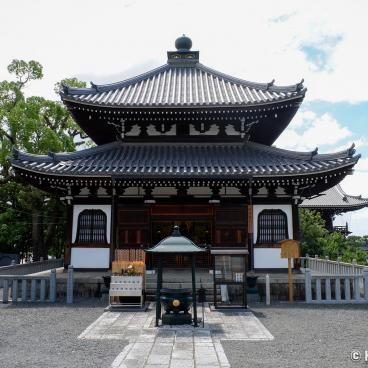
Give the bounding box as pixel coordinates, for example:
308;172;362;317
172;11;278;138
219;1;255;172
296;78;305;91
310;147;318;159
266;79;275;90
172;225;181;236
175;34;192;51
348;143;356;157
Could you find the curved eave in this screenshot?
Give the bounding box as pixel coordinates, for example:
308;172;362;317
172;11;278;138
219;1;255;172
61;90;306;109
10;158;359;179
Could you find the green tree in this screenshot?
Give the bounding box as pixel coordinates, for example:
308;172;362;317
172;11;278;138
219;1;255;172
300;209;368;265
0;59;86;260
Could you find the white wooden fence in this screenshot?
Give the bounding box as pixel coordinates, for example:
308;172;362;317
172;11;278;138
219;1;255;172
304;268;368;303
0;266;74;304
300;255;366;275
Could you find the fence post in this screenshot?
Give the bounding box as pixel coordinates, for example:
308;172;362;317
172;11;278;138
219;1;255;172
265;274;270;305
31;279;36;302
325;277;331;301
325;256;329;274
352;259;357;276
344;278;351;301
40;279;46;302
305;268;312;303
354;275;360;301
316;278;322;302
49;269;56;303
2;279;9;303
12;279;18;303
337;257;342;275
364;268;368;302
335;277;341;302
21;279;27;302
67;265;74;304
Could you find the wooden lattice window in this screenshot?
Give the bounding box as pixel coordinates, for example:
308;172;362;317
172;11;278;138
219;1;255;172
256;209;288;244
76;209;107;244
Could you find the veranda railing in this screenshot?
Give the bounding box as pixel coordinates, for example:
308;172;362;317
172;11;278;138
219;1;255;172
300;255;366;276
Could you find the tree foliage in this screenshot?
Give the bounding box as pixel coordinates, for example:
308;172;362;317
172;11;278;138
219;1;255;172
0;59;87;260
300;209;368;264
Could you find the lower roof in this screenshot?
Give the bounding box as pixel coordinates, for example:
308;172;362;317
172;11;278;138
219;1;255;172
10;141;359;180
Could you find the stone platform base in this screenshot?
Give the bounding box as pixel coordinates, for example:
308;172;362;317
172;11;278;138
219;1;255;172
162;312;192;325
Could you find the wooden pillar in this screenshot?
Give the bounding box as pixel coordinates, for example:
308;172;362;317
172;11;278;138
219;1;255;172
242;184;254;270
191;254;198;327
64;203;73;266
110;188;118;265
292;203;301;241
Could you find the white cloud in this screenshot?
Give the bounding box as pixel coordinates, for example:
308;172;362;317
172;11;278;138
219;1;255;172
275;111;351;151
0;0;367;103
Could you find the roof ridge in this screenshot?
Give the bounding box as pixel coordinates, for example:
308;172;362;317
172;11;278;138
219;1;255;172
196;63;305;93
11;141;123;163
61;64;170;96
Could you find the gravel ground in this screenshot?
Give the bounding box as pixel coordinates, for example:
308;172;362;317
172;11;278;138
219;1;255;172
0;300;125;368
1;301;367;368
223;303;368;368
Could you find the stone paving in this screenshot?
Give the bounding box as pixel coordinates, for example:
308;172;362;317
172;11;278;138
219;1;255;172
78;304;273;368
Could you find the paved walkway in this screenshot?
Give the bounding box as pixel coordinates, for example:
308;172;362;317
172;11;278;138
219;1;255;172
79;304;273;368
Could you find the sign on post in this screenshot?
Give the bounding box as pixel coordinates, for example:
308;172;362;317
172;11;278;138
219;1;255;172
280;239;300;303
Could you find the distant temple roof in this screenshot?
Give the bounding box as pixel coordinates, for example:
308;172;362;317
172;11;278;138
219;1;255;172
10;142;359;191
61;36;305;108
301;184;368;213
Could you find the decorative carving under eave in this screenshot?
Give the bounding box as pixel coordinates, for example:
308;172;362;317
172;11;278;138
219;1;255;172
147;123;176;135
176;186;189;198
190;123;219;135
209;186;221;203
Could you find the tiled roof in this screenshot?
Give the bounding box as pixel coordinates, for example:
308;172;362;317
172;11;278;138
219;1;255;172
11;142;359;179
61;63;305;108
301;184;368;210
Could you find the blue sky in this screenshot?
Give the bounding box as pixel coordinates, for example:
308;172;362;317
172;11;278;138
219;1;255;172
1;0;368;234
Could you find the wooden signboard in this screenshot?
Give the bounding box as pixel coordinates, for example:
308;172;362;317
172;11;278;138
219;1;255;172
280;239;300;259
279;239;300;303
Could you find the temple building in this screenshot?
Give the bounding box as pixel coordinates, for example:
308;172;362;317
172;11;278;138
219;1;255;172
10;36;361;271
301;184;368;235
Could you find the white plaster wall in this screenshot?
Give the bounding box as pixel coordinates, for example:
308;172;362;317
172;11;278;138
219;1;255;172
254;248;291;268
72;204;111;243
253;204;293;269
71;248;110;268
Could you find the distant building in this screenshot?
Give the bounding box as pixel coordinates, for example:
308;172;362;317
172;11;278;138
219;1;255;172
301;184;368;234
10;36;361;270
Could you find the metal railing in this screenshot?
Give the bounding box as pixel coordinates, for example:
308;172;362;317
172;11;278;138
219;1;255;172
300;255;366;276
305;268;368;303
0;258;63;276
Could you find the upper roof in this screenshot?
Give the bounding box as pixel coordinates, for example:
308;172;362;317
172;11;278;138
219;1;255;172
301;184;368;212
10;141;359;180
61;36;306;108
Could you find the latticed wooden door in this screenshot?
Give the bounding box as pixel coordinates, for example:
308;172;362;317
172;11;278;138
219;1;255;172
256;209;288;244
